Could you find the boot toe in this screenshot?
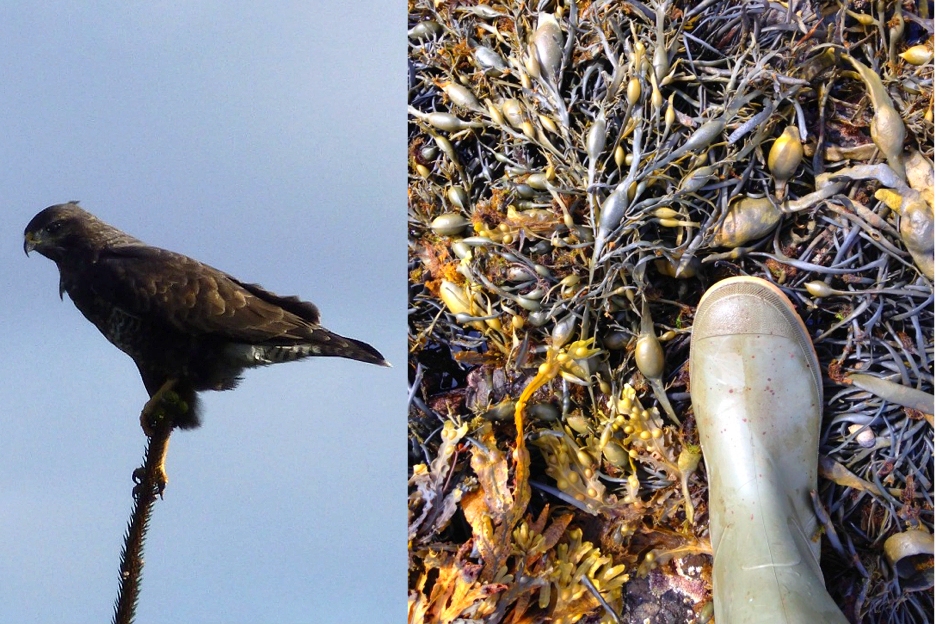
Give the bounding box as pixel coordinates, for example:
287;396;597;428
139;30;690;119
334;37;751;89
692;276;821;395
695;276;812;347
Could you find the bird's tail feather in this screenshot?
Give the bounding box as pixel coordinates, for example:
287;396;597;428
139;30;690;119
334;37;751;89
310;329;389;367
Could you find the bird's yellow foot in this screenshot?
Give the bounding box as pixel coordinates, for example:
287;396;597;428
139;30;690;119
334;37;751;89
139;388;186;437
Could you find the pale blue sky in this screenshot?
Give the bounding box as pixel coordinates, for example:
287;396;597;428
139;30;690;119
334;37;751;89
1;2;403;622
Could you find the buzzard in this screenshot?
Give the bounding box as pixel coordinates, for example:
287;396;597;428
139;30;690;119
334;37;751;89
24;202;389;432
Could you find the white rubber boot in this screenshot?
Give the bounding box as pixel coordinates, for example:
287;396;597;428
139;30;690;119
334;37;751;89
689;276;848;623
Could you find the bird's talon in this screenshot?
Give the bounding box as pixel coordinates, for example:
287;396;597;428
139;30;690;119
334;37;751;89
155;468;168;497
130;470;168;498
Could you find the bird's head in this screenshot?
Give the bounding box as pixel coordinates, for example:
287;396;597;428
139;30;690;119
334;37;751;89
24;202;110;262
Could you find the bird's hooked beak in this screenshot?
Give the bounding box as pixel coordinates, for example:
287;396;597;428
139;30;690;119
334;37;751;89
24;231;39;255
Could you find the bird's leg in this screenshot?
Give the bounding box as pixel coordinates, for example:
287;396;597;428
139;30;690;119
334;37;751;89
137;379;189;493
132;426;173;497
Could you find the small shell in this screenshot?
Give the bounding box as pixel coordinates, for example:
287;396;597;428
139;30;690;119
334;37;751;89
430;213;470;237
847;424;876;448
883;529;934;591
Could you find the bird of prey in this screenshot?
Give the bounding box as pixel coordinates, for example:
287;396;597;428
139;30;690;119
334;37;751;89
24;202;389;435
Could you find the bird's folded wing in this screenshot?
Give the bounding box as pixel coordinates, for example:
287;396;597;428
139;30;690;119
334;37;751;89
92;244;322;344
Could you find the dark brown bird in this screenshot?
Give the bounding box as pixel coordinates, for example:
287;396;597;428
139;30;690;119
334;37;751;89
24;202;389;431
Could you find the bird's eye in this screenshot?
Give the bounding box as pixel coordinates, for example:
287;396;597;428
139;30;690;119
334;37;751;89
45;221;63;234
